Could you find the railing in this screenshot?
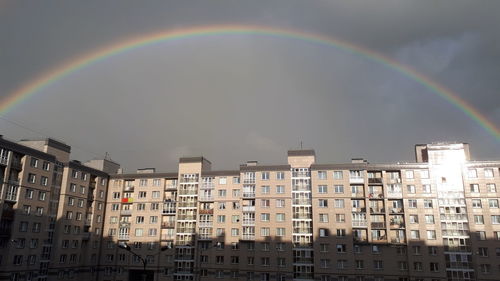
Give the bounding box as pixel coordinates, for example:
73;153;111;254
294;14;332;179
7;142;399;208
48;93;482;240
165;185;177;190
180;178;198;183
242;219;255;226
120;210;132;216
370;208;385;213
240;234;255;240
292;242;313;248
177;202;197;208
176;240;195;246
368;193;384;199
174;255;195;261
177;228;196;233
390;222;405;228
368;178;383;184
371;222;386;228
293;228;312;234
293;257;314;264
198;209;213;214
292;185;311;192
352;207;366;212
444;245;471;252
440;214;468;221
390;208;404;214
390;238;406;244
292;171;310;177
161;234;175;241
200;183;215;189
242;192;255;198
293;199;312;205
353;237;368;243
199;196;214;201
293;214;312;220
124;186;134;191
242;206;255;212
388;178;401;184
178;189;197;195
198;221;213;228
11;161;22;170
161;222;175;228
162;208;176;215
199;233;212;240
349;177;364;184
387;192;402;198
372;236;387;242
177;215;196;221
351;192;365;198
352;220;368;227
118;234;130;240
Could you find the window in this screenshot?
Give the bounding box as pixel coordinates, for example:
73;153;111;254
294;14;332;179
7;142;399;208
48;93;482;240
406;185;415;194
373;260;383;270
66;211;73;220
334;199;344;208
336;214;346;223
414;262;423;271
42;161;50;170
337;229;346;237
468;169;477;178
276;185;285;194
232;189;240;197
412;246;421;255
40;176;48;186
70;184;77;192
276;228;285;236
260;213;270;221
478;247;488;257
136;216;145;224
217;215;226;223
477;231;486;240
489;199;499;208
72;170;78;179
318;171;327;180
408;199;417;208
425;215;435;224
261;199;270;208
334;185;344;193
430;262;439;272
319;214;329;222
231;228;239;236
484;168;494;178
424;200;433;208
487;183;496;192
38;191;46;201
372;245;380;254
410;230;420;239
138;191;147;198
152;191;160;198
420;170;429;178
472;199;482;208
492;215;500;224
260;228;270;237
276;213;285;222
470;184;479;193
334;171;343;179
135;228;143;237
218;190;227;197
319;199;328;208
261;185;270;194
428;246;437;255
320;259;330;268
427;230;436;240
355;260;364;269
318;185;327;194
320;243;329;252
277;172;285;180
276;199;285;208
139;179;148;186
336;244;347;253
219;177;227;185
337;259;347;269
422;184;431;193
261;172;269;180
233;177;240;184
319;228;329;237
474;215;484;224
137;203;146;210
32;223;41;233
28;173;36;184
405;170;414;179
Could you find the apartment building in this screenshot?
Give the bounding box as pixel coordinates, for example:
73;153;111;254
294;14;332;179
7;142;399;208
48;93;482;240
1;134;499;281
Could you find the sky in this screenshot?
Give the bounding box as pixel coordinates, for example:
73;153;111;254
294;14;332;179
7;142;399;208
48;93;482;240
1;0;499;172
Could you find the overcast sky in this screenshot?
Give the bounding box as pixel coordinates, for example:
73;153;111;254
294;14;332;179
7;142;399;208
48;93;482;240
1;0;499;172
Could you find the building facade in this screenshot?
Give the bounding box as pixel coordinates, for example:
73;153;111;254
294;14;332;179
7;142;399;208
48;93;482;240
0;135;499;281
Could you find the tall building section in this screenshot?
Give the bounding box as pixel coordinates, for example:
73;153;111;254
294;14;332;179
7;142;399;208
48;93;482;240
0;135;499;281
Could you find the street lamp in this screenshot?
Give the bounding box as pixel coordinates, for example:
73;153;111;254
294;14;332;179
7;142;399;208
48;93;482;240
118;242;170;281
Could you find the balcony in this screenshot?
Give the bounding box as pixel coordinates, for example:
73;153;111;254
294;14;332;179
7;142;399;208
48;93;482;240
390;237;406;244
82;232;91;240
293;199;312;205
180;178;198;183
371;222;386;229
200;183;214;190
349;177;364;184
387;192;402;198
198;221;213;228
351;192;365;198
242;206;255;212
368;178;383;184
161;222;175;228
177;215;196;221
242;219;255;226
387;178;401;184
178;189;198;196
162;208;176;215
352;220;368;227
292;171;310;177
240;234;255;241
372;236;387;243
293;228;312;234
177;228;196;233
165;184;177;191
0;156;8;165
84;219;92;226
199;196;214;202
293;242;313;248
293;214;312;220
118;234;130;240
389;222;405;229
124;186;134;192
389;208;404;214
120;210;132;216
120;221;131;227
352;207;366;213
10;161;22;170
353;237;368;244
198;209;213;214
174;255;195;261
370;208;385;214
368;193;384;199
161;234;175;241
242;192;255;198
177;202;197;208
293;257;314;264
199;233;212;240
292;185;311;192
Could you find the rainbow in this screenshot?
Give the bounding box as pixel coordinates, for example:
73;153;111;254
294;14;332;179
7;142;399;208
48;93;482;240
1;24;499;141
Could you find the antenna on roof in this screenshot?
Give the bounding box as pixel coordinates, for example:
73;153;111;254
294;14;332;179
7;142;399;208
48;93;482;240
300;141;303;150
105;152;110;160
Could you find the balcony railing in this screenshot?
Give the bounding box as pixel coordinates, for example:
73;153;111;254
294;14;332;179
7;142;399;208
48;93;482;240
177;228;196;233
352;207;366;212
293;199;312;205
349;177;364;184
165;185;177;190
293;228;313;234
390;222;405;229
371;222;386;228
353;237;368;243
198;221;213;228
368;178;383;184
199;196;214;201
0;156;8;165
368;193;384;199
370;208;385;213
124;186;134;192
118;234;130;240
161;222;175;228
292;171;310;177
292;185;311;192
82;232;91;240
199;234;212;240
352;220;368;227
351;192;365;198
177;202;197;208
198;209;213;214
120;210;132;216
240;234;255;240
161;234;175;241
293;257;314;264
389;208;404;214
177;215;196;221
242;192;255;198
242;206;255;212
390;237;406;244
293;214;312;220
242;219;255;226
162;208;176;215
178;189;197;195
